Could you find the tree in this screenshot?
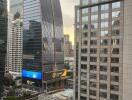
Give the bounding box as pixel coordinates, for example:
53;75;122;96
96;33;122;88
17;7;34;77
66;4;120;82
4;96;17;100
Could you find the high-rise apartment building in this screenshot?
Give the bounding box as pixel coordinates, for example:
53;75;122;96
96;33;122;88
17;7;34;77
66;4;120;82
0;0;8;97
74;0;132;100
22;0;65;92
7;0;23;74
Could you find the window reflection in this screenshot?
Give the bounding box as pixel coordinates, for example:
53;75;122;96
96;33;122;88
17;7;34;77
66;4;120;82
101;13;109;19
101;39;108;45
91;15;98;21
101;31;108;36
101;22;108;28
82;0;88;5
91;23;98;29
101;4;109;11
112;2;121;9
82;8;88;14
112;11;120;18
82;16;88;22
91;6;98;13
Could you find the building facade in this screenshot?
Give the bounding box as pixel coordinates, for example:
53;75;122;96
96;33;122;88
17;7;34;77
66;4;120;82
64;35;74;57
22;0;65;92
0;0;8;97
74;6;80;100
7;0;23;73
74;0;132;100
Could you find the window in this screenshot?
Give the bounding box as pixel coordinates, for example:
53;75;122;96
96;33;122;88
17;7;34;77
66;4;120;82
90;40;97;45
111;76;119;82
91;6;98;13
101;31;108;36
81;56;87;61
111;85;119;91
90;57;97;62
82;0;88;6
91;0;98;4
83;40;88;46
112;30;120;36
100;66;107;72
111;39;119;46
100;48;108;54
80;96;87;100
89;90;96;96
81;48;87;53
100;57;107;63
100;74;107;80
82;24;88;30
111;48;119;54
90;48;97;54
80;88;87;94
91;23;98;29
101;21;108;28
112;20;120;27
111;66;119;73
81;72;87;78
112;11;120;18
82;8;88;14
100;92;107;98
101;4;109;11
91;15;98;21
83;32;88;37
81;64;87;70
110;94;119;100
101;39;108;46
82;16;88;22
91;31;97;37
112;2;120;9
100;83;107;90
111;57;119;63
90;73;97;79
101;13;109;19
90;81;96;88
90;65;97;71
81;80;87;86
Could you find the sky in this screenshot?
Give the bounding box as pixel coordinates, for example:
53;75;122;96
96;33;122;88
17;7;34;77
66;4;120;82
60;0;79;45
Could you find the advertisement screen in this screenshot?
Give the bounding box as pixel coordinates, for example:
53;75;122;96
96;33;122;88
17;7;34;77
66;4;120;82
22;69;42;80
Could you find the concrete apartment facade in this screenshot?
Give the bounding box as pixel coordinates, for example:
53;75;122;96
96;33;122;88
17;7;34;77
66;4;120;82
7;0;23;74
74;0;132;100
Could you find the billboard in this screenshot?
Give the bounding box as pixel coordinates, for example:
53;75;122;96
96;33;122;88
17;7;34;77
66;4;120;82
43;69;68;81
22;69;42;80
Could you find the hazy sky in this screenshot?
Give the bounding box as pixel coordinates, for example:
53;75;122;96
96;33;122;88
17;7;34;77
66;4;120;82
60;0;78;45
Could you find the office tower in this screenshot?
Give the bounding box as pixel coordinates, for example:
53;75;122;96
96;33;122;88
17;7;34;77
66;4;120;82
0;0;8;97
7;0;23;74
74;6;80;100
22;0;65;92
64;35;73;57
74;0;132;100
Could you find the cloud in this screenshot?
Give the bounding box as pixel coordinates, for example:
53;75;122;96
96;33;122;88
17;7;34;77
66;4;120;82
60;0;76;45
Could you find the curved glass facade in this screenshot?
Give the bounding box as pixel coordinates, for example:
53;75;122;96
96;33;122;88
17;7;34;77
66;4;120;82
23;0;64;84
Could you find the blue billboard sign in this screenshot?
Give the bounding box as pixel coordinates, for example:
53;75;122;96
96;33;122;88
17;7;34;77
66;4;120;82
22;69;42;80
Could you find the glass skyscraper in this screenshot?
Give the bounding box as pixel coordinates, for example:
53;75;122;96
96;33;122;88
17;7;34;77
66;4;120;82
22;0;64;91
0;0;8;97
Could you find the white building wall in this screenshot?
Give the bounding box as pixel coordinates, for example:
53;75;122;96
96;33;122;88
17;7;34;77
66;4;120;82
123;0;132;99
